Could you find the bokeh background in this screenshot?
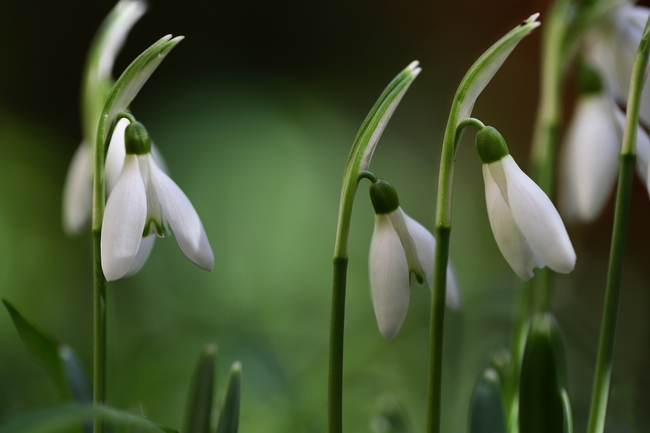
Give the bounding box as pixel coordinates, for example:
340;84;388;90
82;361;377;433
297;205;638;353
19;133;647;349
1;0;650;432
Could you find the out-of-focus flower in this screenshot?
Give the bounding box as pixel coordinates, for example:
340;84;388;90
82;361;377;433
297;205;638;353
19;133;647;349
101;121;213;281
368;179;460;340
477;127;576;280
62;0;146;235
561;3;650;222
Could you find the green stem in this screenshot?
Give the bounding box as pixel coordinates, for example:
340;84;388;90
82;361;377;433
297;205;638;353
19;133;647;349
585;154;634;433
586;15;650;433
93;229;107;433
426;226;450;433
427;119;482;433
328;257;348;433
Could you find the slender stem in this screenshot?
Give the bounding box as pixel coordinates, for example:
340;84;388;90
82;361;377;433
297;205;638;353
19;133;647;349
585;154;634;433
92;110;111;433
93;229;107;433
426;226;450;433
587;15;650;432
328;257;348;433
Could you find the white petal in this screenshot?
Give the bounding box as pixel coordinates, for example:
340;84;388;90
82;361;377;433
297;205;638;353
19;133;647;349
97;0;148;80
560;95;620;223
148;155;214;271
402;212;462;309
369;214;410;340
105;118;130;193
101;155;147;281
62;143;93;235
502;156;576;274
124;234;156;277
387;208;425;284
483;162;541;280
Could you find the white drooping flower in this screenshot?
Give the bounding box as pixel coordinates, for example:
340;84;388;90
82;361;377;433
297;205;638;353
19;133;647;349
367;179;461;340
477;127;576;280
62;0;146;235
560;2;650;223
101;121;213;281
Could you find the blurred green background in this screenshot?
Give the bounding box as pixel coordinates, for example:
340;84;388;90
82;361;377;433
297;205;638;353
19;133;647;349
1;0;650;432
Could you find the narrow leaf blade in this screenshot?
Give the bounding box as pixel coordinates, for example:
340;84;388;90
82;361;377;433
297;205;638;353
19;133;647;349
469;368;507;433
183;344;216;433
2;299;66;393
216;362;242;433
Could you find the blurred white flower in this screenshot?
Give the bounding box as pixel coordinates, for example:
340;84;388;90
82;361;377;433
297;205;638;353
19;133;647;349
368;179;460;340
478;127;576;280
62;0;146;235
101;122;213;281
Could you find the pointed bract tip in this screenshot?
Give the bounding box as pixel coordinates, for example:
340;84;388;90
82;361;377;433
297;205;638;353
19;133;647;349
231;361;242;373
527;13;540;23
204;342;218;356
171;35;185;43
407;60;420;71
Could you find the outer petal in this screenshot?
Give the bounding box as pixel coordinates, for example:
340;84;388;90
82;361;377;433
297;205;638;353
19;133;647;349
62;143;93;235
148;155;214;271
101;155;147;281
105;117;130;193
402;212;462;309
483;162;541;280
502;156;576;274
124;234;156;277
560;95;620;223
369;214;410;340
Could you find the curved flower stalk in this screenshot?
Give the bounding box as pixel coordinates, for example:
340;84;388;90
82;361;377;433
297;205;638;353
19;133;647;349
62;0;146;235
477;126;576;280
367;178;460;340
329;62;421;433
101;121;214;281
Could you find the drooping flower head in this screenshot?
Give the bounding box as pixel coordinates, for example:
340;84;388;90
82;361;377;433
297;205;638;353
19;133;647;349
367;178;460;340
477;126;576;280
101;121;214;281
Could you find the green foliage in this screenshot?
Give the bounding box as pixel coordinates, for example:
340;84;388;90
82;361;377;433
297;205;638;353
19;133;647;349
468;368;506;433
216;362;241;433
184;344;216;433
519;313;568;433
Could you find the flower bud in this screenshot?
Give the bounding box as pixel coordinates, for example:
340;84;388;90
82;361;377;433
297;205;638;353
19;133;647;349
476;126;509;164
125;121;152;155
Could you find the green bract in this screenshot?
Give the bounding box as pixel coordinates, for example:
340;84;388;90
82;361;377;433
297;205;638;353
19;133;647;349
98;34;183;146
475;126;509;164
369;179;400;215
124;121;152;155
334;61;421;258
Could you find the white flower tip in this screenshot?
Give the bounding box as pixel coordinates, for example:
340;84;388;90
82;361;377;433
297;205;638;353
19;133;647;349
379;323;401;341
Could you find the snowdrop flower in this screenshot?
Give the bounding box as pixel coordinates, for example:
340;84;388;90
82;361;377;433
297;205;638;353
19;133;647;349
477;127;576;281
368;179;461;340
62;0;146;235
101;121;213;281
561;61;650;222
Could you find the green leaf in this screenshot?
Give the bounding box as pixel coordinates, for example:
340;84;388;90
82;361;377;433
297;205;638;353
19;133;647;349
98;33;183;145
216;362;242;433
0;405;166;433
561;388;574;433
519;313;567;433
183;344;216;433
2;299;66;393
469;368;507;433
59;346;92;404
